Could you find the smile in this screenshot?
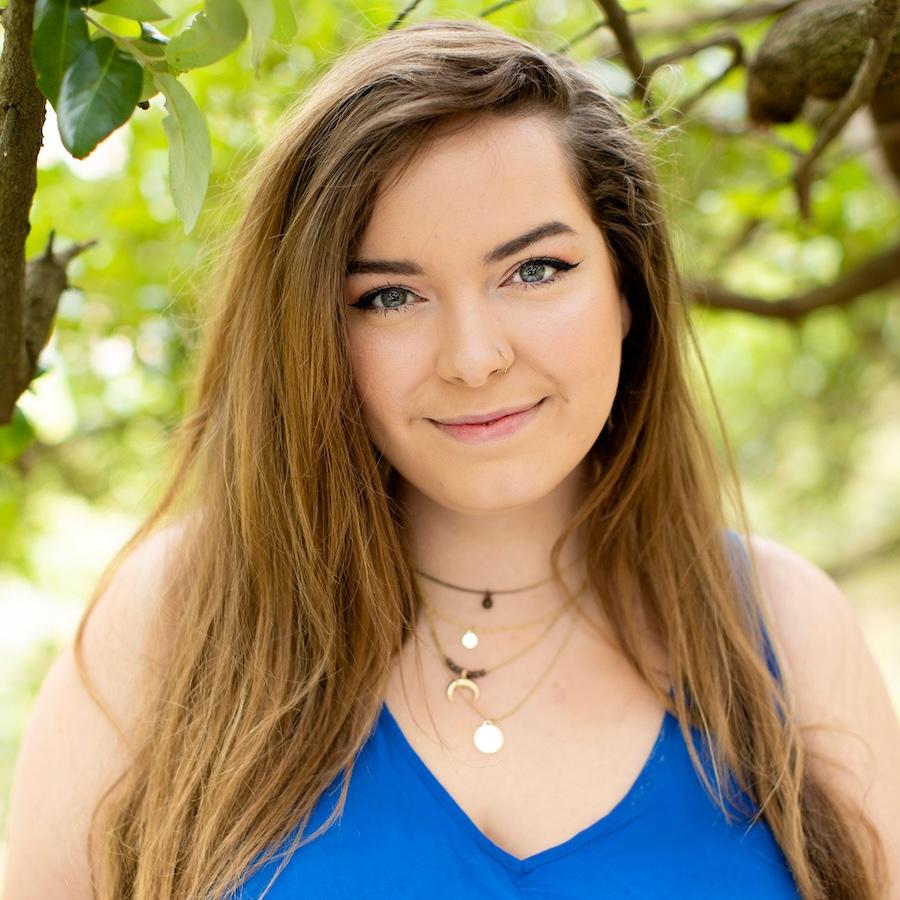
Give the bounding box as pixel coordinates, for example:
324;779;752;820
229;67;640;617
429;397;547;444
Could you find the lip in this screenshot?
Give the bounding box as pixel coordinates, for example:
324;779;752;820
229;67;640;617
429;397;546;444
433;401;542;426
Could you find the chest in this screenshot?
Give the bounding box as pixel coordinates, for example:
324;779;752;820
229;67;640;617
381;616;672;862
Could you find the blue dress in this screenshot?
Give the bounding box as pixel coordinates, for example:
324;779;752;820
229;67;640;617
231;538;801;898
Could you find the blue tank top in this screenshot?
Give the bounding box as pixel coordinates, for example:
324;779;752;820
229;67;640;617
230;535;801;898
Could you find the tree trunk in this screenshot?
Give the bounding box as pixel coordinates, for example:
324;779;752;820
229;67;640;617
0;0;47;424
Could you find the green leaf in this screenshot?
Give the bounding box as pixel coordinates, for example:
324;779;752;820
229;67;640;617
133;24;170;73
0;406;36;465
238;0;273;71
138;67;158;102
271;0;296;43
57;37;143;158
164;0;248;73
30;0;90;107
153;73;211;233
93;0;170;20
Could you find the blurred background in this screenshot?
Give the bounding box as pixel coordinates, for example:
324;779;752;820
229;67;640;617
1;0;898;886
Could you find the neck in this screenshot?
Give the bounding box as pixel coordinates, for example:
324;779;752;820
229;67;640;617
397;458;593;624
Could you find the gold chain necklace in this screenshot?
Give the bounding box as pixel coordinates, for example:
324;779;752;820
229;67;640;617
424;597;573;647
422;583;580;682
421;577;587;754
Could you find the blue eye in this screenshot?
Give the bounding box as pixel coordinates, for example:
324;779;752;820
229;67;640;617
352;284;416;317
349;256;580;317
511;258;571;289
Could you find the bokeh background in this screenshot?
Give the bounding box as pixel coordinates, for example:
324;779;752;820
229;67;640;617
2;0;899;886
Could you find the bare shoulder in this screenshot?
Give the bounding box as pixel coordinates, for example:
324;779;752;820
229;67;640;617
747;534;900;893
78;515;196;691
3;517;195;900
746;534;862;686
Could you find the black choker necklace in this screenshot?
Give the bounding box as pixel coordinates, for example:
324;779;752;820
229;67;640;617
412;568;556;609
412;551;587;611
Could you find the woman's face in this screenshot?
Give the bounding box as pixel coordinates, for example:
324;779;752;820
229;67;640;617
343;113;631;513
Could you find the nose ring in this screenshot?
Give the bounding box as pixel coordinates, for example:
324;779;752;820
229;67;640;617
497;349;511;375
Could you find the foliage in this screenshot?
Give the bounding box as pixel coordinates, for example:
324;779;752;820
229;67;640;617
1;0;898;883
29;0;297;230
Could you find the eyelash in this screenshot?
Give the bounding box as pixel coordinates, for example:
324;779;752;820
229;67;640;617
350;256;580;317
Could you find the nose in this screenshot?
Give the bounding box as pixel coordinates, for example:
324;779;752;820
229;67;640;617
433;295;510;386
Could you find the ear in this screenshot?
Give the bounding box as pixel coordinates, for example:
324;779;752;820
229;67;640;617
618;291;632;339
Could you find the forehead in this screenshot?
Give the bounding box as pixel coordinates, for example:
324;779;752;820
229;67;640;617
356;114;591;261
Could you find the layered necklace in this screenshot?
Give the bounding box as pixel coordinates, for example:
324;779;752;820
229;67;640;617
412;559;588;755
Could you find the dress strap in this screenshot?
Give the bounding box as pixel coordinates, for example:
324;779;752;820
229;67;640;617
723;529;783;688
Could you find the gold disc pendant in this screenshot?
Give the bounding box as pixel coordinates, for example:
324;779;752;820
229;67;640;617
461;629;479;649
473;720;504;754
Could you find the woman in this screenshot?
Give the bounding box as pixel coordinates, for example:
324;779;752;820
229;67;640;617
5;17;898;900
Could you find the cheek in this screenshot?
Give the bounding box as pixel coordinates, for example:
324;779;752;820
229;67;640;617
539;292;624;392
348;329;420;432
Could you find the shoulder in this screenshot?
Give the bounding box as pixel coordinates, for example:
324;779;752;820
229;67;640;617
80;515;196;683
746;534;900;890
745;533;860;679
4;517;195;899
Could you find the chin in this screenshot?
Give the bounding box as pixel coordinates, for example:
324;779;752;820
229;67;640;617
431;465;566;512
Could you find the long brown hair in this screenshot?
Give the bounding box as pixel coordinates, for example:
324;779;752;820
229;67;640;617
76;17;885;899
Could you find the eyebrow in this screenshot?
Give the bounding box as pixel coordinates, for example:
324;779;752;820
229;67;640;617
345;220;578;276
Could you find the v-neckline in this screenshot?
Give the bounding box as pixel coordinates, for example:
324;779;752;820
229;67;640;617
378;700;672;876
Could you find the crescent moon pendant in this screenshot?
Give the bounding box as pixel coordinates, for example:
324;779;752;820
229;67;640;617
446;677;480;702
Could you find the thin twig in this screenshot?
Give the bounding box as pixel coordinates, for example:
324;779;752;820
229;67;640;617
556;20;610;56
643;32;744;122
646;32;742;73
387;0;426;30
675;56;743;119
632;0;801;37
554;7;648;55
478;0;526;18
712;219;765;269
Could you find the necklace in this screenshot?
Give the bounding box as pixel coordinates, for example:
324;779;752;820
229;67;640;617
422;584;580;687
469;611;580;753
426;600;570;649
413;551;585;611
422;572;589;663
414;552;586;650
421;577;586;754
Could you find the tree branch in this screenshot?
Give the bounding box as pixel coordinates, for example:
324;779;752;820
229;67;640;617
643;32;744;121
631;0;802;37
23;232;97;373
793;0;900;219
686;240;900;320
591;0;652;106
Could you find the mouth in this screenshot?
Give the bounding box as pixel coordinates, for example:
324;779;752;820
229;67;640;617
431;399;545;426
429;397;547;444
